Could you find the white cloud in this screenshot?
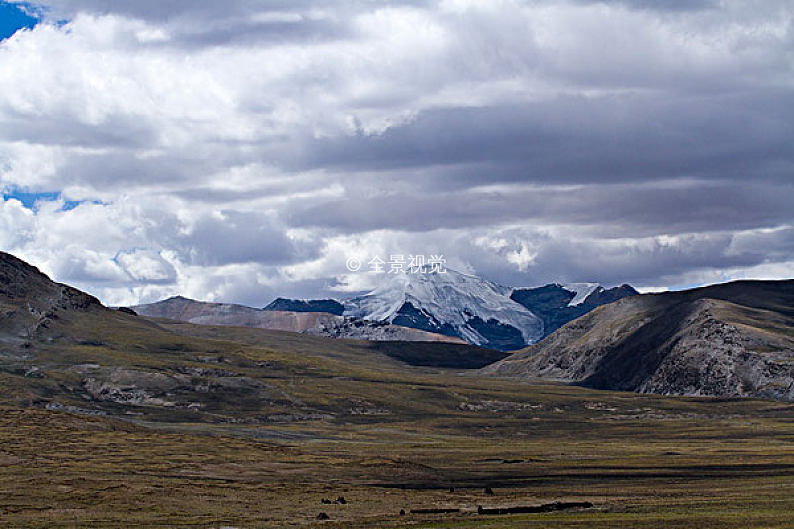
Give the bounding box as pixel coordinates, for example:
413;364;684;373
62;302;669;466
0;0;792;305
0;198;36;248
115;249;176;283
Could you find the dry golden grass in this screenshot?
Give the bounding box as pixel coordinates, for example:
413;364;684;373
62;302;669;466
1;308;794;527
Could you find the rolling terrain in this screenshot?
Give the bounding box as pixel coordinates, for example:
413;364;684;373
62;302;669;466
485;280;794;400
2;251;794;528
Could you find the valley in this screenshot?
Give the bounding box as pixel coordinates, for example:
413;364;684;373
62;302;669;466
3;378;794;528
1;251;794;528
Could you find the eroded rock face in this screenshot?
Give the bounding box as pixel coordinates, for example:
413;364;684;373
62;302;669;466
82;368;189;407
484;280;794;401
1;252;104;346
638;302;794;401
78;367;277;409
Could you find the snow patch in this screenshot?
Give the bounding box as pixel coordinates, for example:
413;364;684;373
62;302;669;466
562;283;602;306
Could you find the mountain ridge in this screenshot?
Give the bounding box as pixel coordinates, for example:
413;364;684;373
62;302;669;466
0;252;104;348
509;283;639;337
251;272;639;350
132;295;466;344
263;297;345;315
0;251;101;313
483;279;794;401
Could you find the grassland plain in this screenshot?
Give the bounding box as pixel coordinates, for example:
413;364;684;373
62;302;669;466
1;305;794;528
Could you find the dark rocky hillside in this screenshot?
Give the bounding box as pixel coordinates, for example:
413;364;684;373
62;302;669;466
510;283;638;337
263;297;345;315
0;252;100;313
0;252;103;348
485;280;794;401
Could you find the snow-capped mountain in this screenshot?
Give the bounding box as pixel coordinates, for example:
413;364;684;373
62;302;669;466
343;269;544;351
263;273;638;351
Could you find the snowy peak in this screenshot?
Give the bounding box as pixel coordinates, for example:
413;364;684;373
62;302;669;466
342;272;639;350
343;269;543;351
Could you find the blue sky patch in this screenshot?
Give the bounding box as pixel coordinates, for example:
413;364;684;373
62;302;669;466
2;189;103;211
3;190;60;209
0;2;39;40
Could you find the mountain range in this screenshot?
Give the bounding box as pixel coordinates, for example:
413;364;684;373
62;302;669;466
132;295;466;344
0;251;505;419
3;250;793;402
260;270;638;350
483;279;794;401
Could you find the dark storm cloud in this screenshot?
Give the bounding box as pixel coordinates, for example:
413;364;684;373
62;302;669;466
170;17;351;48
25;0;321;21
52;150;221;190
48;144;280;193
292;90;794;188
23;0;717;20
287;181;794;236
0;112;159;149
527;229;794;288
458;228;790;289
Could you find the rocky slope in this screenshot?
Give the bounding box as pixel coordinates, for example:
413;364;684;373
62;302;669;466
0;251;510;420
0;252;103;347
483;280;794;401
133;296;465;343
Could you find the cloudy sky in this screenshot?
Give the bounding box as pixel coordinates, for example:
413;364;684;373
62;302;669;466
0;0;792;306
